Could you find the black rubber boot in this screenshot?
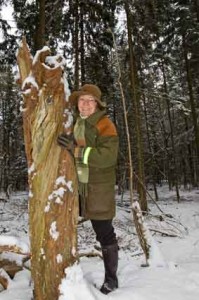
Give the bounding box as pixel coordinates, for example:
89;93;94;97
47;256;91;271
100;243;118;295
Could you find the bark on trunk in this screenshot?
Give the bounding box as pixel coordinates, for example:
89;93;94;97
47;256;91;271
125;1;147;212
17;37;78;300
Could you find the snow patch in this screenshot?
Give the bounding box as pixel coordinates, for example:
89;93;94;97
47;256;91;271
63;109;73;129
55;197;63;205
71;247;77;257
28;190;33;198
66;181;73;193
59;263;96;300
49;221;59;241
44;202;50;212
22;88;31;95
56;254;63;264
0;236;29;253
22;74;39;91
50;187;67;198
62;73;71;102
45;176;73;212
45;54;66;69
32;46;50;65
28;162;35;175
19;106;27;112
147;231;167;268
55;176;73;193
55;176;68;186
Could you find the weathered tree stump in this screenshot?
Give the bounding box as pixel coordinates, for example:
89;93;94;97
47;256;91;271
17;38;78;300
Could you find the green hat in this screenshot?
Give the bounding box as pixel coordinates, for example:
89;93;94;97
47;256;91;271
69;84;106;109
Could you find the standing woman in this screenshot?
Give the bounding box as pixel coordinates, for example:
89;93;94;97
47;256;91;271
58;84;119;294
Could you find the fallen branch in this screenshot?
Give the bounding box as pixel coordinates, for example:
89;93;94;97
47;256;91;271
0;268;11;290
0;235;30;256
145;212;188;236
0;245;30;257
149;228;182;237
0;240;31;279
0;259;23;279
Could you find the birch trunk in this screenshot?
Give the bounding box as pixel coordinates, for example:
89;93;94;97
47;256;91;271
17;38;78;300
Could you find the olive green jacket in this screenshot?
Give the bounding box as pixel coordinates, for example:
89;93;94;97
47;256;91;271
74;109;119;220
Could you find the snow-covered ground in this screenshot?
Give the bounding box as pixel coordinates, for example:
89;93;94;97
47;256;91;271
0;185;199;300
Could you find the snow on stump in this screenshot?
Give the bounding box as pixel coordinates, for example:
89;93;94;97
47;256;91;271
16;38;79;300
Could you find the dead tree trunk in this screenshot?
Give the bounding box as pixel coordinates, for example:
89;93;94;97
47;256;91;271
17;38;78;300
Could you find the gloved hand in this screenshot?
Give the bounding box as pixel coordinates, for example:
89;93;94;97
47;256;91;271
57;133;75;153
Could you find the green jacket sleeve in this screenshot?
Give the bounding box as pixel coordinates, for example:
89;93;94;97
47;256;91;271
87;135;119;168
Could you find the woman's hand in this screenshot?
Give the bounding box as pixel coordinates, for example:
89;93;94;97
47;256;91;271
57;133;75;153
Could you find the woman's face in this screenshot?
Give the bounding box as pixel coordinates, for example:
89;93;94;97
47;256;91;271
78;94;98;117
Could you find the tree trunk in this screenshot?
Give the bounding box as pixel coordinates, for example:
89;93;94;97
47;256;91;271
182;34;199;184
160;60;180;201
125;1;147;212
34;0;46;52
80;2;85;85
74;0;80;89
17;37;78;300
194;0;199;21
184;115;196;186
142;90;159;201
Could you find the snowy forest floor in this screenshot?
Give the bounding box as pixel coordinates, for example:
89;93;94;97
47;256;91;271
0;185;199;300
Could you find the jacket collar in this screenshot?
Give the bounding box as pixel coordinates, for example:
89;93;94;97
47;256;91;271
79;109;106;126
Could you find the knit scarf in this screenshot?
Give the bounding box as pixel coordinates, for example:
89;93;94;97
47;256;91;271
74;116;89;197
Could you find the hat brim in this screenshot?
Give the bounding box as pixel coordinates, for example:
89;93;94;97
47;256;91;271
69;91;106;109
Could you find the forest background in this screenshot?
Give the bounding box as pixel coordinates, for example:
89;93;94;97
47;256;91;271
0;0;199;207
